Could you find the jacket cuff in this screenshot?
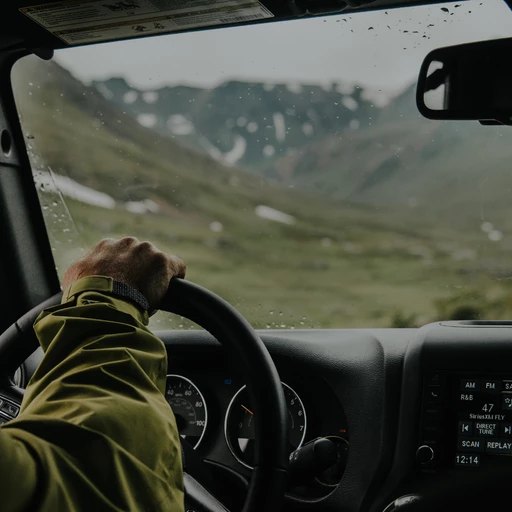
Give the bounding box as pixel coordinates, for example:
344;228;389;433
62;276;150;325
63;275;115;301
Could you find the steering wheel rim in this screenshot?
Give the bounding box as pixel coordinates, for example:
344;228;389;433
0;278;289;512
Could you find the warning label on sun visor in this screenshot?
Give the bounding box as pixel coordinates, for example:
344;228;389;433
20;0;273;45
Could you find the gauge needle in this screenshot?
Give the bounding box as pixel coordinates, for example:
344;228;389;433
241;404;254;416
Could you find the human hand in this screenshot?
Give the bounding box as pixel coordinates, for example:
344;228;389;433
62;237;186;310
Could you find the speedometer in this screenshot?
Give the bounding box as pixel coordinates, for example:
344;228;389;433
224;382;306;469
165;375;208;449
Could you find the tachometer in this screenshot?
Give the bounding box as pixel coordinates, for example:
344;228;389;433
224;382;306;469
165;375;208;449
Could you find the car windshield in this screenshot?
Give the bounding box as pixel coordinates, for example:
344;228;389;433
11;0;512;330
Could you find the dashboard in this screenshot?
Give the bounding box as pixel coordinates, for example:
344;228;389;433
164;358;349;498
158;327;405;511
6;321;512;511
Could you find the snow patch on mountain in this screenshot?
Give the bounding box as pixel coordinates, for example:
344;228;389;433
273;113;286;142
223;135;247;165
286;83;303;94
255;205;295;225
342;97;358;111
142;91;159;103
302;122;314;136
123;90;138;104
35;170;160;215
167;114;194;135
263;145;276;157
96;83;113;99
125;199;160;214
137;113;157;128
247;121;258;133
37;171;116;209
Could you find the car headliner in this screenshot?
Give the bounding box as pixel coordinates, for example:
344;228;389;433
0;0;481;55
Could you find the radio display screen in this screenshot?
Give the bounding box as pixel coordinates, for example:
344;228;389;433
421;373;512;470
455;378;512;466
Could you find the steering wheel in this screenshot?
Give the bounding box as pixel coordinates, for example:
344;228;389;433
0;278;289;512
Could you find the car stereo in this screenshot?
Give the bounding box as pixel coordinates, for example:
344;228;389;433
419;372;512;469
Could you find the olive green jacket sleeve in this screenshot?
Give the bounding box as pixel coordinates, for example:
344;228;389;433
0;276;184;512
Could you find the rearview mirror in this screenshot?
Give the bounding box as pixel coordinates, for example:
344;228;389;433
417;37;512;125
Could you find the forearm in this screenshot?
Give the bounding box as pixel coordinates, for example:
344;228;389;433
23;277;167;421
1;277;183;511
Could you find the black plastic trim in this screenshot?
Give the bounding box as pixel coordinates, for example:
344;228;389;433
0;49;60;331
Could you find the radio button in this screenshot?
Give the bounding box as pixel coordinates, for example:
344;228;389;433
461;379;480;392
485;439;512;454
425;373;445;386
457;437;485;452
459;393;475;403
459;421;473;436
502;396;512;411
474;422;498;437
482;380;501;394
425;386;443;402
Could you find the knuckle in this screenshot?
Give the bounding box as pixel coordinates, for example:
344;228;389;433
119;236;139;246
136;241;154;252
96;238;115;248
170;256;186;277
152;252;168;267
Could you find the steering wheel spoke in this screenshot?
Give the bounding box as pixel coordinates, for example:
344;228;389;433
184;472;230;512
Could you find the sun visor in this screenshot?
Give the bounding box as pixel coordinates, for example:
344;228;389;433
19;0;275;46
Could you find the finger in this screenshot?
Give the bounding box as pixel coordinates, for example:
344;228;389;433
169;255;186;279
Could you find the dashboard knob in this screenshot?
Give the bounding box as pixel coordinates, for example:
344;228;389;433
382;494;422;512
416;444;434;464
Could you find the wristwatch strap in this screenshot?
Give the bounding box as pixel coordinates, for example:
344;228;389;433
112;280;150;311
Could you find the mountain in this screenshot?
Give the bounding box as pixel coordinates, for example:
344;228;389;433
92;76;381;171
14;58;260;208
91;75;512;229
12;56;512;329
270;84;512;227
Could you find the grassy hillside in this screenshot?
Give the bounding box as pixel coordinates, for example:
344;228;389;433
272;84;512;228
11;57;512;329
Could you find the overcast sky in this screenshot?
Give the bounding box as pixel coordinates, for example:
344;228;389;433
54;0;512;93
